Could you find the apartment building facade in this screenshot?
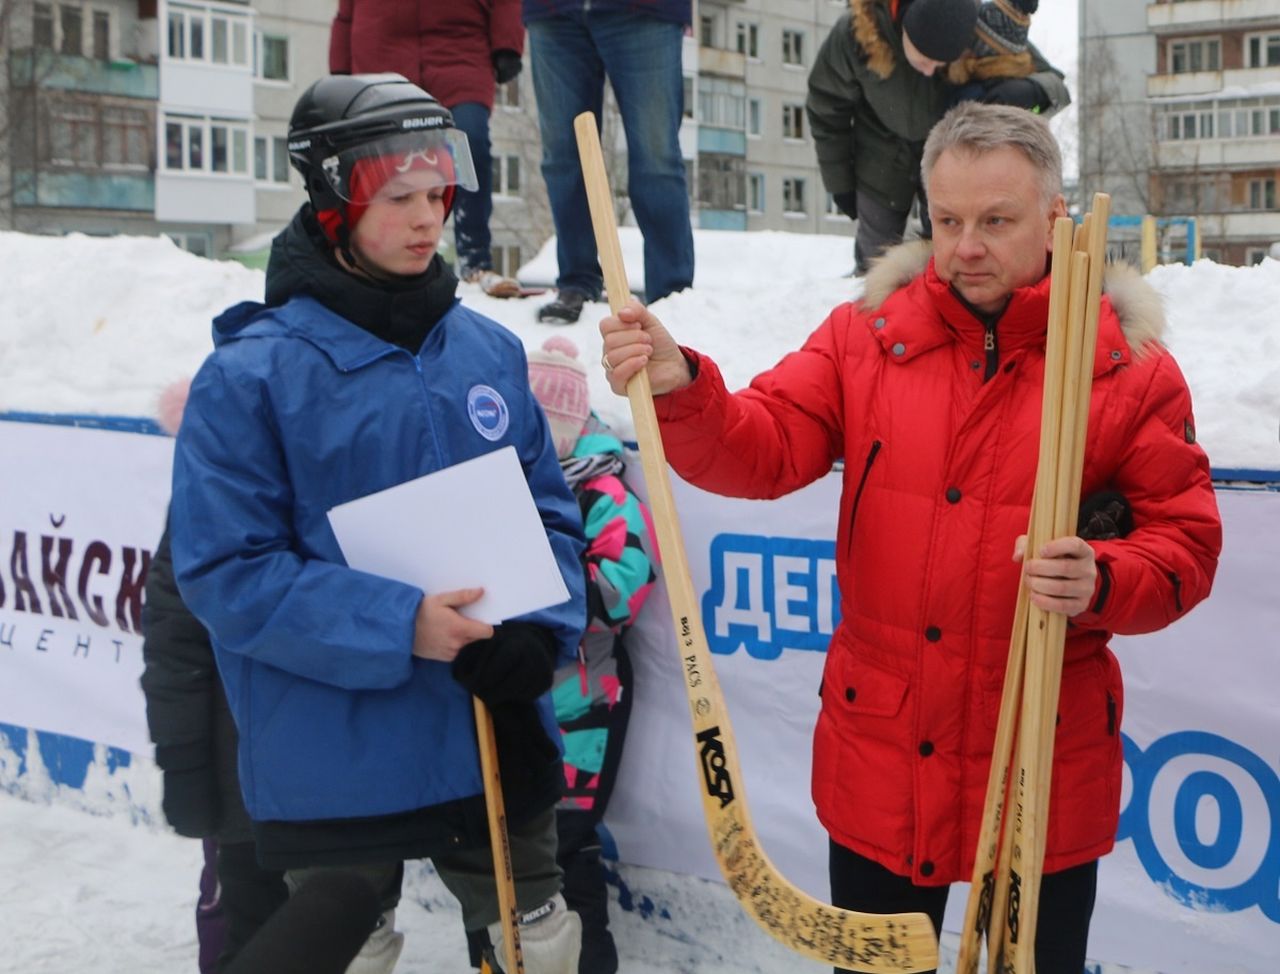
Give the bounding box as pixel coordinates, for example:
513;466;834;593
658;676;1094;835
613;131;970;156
1080;0;1280;265
692;0;853;238
3;1;861;263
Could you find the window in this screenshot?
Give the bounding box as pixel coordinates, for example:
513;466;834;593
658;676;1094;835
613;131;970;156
736;22;759;59
165;232;212;258
782;103;805;140
1160;105;1215;141
782;30;804;66
697;153;745;211
102;107;149;168
1202;98;1280;139
683;76;694;119
1169;37;1220;74
1247;178;1276;211
698;77;746;130
783;177;806;215
1246;33;1280;68
167;9;185;57
493;155;521;196
747;97;762;137
700;15;714;48
825;192;845;218
49;99;96;164
59;3;82;55
34;4;55;48
496;78;521;109
494;245;522;279
92;10;110;60
748;173;764;213
163;114;251;176
257;33;289;81
168;5;251;67
254;135;292;183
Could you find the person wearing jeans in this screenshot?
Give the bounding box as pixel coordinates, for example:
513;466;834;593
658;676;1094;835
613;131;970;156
524;1;694;323
330;0;527;297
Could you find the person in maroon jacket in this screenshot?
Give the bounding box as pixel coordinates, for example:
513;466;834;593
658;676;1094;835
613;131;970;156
331;0;525;298
598;102;1222;974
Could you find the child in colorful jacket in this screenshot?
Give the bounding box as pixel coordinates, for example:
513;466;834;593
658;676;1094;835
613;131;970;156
467;336;659;974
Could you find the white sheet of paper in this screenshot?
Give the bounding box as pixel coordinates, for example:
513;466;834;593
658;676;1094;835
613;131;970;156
327;445;570;625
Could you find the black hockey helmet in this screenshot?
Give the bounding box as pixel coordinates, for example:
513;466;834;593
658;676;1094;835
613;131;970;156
287;73;477;237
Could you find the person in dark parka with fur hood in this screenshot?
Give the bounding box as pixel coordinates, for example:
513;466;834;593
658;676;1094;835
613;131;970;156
141;386;290;973
806;0;1069;274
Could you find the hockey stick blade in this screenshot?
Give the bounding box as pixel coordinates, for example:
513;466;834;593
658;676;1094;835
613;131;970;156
574;111;938;973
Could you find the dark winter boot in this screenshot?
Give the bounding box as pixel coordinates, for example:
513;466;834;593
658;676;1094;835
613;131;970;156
537;288;590;324
561;845;618;974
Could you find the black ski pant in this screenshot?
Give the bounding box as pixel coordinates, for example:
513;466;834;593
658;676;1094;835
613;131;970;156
215;840;289;973
829;840;1097;974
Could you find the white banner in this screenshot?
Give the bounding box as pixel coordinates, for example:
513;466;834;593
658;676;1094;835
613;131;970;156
609;472;1279;974
2;422;1276;971
0;420;171;755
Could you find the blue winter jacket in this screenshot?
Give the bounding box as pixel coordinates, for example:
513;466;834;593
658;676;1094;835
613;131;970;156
170;294;586;823
522;0;690;26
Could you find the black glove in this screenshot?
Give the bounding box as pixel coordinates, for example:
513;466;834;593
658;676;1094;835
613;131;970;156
980;77;1046;111
493;50;522;86
831;191;857;221
1077;490;1134;541
452;622;558;704
161;766;222;838
491;700;559;778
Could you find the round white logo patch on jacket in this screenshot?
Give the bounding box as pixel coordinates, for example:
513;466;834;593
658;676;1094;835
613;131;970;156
467;384;509;441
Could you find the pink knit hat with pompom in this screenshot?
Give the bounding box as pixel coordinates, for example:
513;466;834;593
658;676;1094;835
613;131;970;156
526;336;590;459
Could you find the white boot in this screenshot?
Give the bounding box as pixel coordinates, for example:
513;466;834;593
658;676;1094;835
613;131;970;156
487;894;582;974
344;908;404;974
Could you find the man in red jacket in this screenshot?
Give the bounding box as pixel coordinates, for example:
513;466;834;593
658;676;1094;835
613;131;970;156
331;0;526;297
598;102;1222;974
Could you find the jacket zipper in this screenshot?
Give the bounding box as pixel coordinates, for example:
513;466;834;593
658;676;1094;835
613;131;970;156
1168;571;1183;613
845;440;882;558
1106;691;1117;736
983;324;999;381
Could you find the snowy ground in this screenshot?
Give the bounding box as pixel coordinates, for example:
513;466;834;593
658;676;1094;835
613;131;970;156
0;791;843;974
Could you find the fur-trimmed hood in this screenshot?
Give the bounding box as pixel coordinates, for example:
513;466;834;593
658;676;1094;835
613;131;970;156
850;0;900;80
860;239;1166;353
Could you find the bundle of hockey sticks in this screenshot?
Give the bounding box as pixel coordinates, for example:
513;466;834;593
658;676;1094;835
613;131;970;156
573;112;938;973
955;193;1112;974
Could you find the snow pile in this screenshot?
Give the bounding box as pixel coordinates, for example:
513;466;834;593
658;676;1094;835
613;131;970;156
1;228;1276;473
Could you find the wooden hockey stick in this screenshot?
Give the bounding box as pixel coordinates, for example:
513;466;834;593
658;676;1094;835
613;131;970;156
573;111;938;973
474;698;524;974
955;214;1075;974
957;195;1110;974
998;195;1111;974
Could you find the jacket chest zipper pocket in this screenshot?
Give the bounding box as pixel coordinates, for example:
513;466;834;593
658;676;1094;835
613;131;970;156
845;440;882;560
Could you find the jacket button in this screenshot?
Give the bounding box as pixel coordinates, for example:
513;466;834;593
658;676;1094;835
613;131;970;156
920;860;935;877
874;316;886;329
919;740;935;757
845;687;856;702
945;486;961;503
925;625;941;642
1111;349;1123;360
892;342;906;356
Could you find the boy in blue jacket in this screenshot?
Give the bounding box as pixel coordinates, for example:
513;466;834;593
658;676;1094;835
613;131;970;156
169;73;586;974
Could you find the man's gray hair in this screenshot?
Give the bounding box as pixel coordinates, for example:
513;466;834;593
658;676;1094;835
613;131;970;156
921;102;1063;203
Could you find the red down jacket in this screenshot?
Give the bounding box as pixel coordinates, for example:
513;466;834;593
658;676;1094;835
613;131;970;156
656;242;1222;885
329;0;523;110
